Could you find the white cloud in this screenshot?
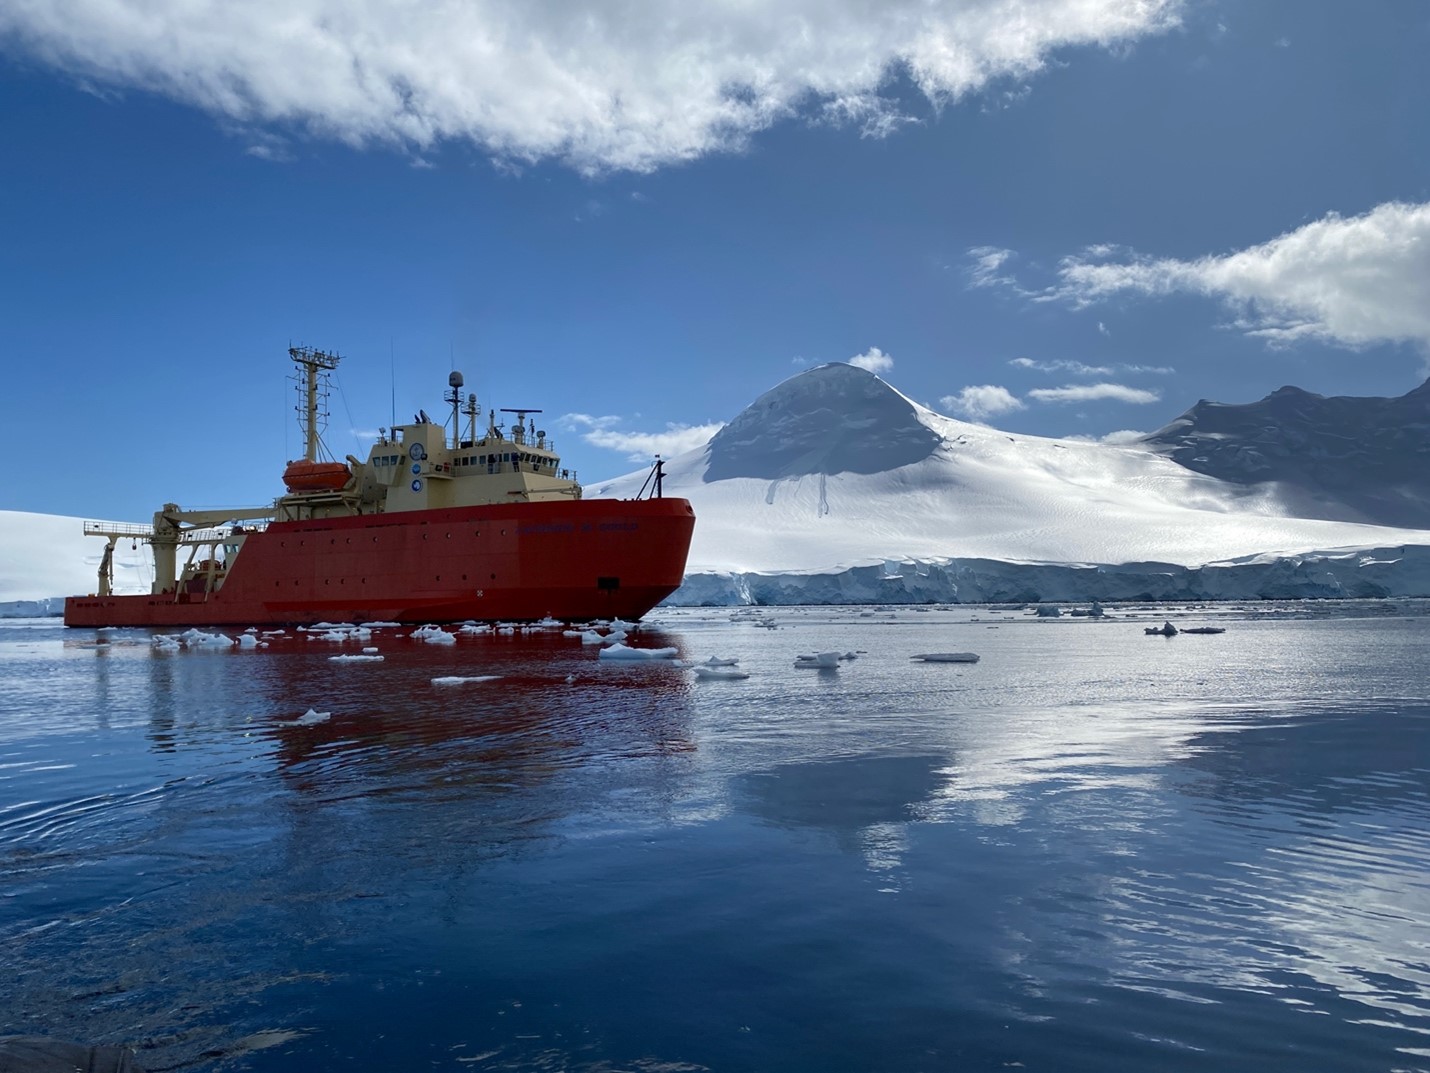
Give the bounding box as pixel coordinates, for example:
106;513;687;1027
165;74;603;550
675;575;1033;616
561;414;722;461
0;0;1183;173
968;245;1019;288
849;346;894;374
819;93;920;140
1010;357;1113;376
1099;428;1147;444
561;413;623;432
1048;200;1430;350
1061;428;1148;444
940;384;1026;420
1010;357;1175;376
1026;382;1160;404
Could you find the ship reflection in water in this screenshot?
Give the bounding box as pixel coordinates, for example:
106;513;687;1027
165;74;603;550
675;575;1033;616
3;606;1430;1072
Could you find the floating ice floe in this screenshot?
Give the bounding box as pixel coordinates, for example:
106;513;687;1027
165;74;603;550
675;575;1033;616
909;652;980;663
281;708;331;726
431;675;502;686
237;633;260;649
362;646;380;654
154;628;234;650
598;643;680;661
365;621;402;628
702;656;740;667
694;665;750;680
794;651;841;668
411;625;457;644
329;653;384;663
579;630;606;645
534;616;563;628
458;623;492;635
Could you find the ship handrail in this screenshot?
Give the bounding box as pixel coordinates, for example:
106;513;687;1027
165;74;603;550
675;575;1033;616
83;520;269;541
83;520;153;537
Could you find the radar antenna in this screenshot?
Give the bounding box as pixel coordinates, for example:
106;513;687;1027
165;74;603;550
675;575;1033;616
289;346;341;463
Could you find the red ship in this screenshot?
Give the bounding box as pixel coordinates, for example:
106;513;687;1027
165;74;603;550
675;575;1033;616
64;347;694;628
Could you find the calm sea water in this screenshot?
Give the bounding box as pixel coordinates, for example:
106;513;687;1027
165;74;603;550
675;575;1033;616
2;603;1428;1072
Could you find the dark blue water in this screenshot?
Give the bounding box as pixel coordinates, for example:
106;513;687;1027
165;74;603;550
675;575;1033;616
3;604;1428;1072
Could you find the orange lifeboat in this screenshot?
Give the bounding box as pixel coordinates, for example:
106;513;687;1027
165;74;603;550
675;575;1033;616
282;460;352;493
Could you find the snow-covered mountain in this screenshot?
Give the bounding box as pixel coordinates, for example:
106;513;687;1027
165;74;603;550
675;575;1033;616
8;363;1430;612
593;363;1430;603
1140;380;1430;529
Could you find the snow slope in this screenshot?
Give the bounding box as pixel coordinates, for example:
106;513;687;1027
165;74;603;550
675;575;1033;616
0;511;152;605
593;363;1430;575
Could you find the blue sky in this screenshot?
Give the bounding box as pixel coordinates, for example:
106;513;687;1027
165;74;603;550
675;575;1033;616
2;0;1428;520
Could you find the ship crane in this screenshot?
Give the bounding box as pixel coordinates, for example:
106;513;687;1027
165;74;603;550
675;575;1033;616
83;504;272;597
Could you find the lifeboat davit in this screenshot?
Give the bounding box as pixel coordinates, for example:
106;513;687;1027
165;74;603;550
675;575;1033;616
282;460;352;493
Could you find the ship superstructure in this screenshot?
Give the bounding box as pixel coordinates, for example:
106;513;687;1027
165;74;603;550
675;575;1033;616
65;347;694;627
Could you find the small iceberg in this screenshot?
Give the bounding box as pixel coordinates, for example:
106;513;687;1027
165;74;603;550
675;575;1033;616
431;675;502;685
794;651;841;668
411;625;457;644
910;652;980;663
1145;621;1178;636
598;643;680;661
694;665;750;680
702;656;740;667
278;708;331;726
329;653;384;663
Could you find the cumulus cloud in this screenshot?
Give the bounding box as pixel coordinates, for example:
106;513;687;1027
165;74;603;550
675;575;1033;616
939;384;1026;420
849;346;894;373
1026;382;1160;404
1099;428;1148;444
1048;201;1430;350
0;0;1183;173
560;413;722;461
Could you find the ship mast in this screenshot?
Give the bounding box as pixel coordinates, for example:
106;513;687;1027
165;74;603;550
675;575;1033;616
289;345;341;462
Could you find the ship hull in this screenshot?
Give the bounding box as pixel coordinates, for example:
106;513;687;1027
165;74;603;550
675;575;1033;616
65;498;695;628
